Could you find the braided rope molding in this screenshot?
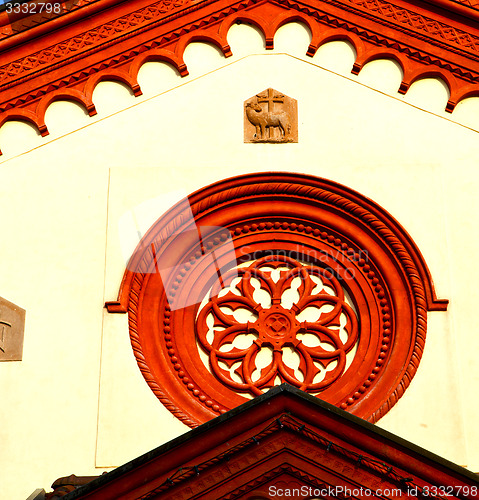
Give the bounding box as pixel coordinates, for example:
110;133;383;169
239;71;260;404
139;414;423;499
221;465;322;500
123;175;442;425
139;415;357;499
139;420;287;498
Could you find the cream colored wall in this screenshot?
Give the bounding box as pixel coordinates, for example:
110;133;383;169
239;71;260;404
1;23;479;499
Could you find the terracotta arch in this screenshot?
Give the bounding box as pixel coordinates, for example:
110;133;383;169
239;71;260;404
219;13;269;47
1;0;479;154
0;109;48;137
270;12;317;52
399;68;457;99
129;49;189;80
176;30;233;60
84;69;143;105
313;28;364;62
36;90;97;128
2;0;479;155
446;84;479;112
352;50;407;79
0;110;49;155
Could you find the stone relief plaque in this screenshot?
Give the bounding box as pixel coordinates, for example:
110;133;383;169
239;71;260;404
244;88;298;143
0;296;25;361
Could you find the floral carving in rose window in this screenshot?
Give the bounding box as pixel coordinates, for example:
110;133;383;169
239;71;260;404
196;256;359;396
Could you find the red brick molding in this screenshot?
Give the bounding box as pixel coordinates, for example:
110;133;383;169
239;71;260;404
106;172;448;427
1;0;479;153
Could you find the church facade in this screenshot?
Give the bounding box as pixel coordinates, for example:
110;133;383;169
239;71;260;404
0;0;479;497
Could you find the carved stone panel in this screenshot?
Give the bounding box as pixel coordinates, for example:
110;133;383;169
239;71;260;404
244;88;298;143
0;296;25;361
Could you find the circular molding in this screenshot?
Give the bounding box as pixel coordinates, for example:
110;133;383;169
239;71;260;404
109;172;447;426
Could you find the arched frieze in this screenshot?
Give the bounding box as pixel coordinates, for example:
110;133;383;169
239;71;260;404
2;0;479;153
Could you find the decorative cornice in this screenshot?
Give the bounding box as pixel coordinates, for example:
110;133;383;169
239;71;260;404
0;0;201;87
348;0;479;54
0;0;479;153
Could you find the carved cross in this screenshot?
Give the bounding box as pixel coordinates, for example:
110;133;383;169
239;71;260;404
256;88;284;112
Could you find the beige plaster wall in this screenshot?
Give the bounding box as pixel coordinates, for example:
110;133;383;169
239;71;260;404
1;23;479;498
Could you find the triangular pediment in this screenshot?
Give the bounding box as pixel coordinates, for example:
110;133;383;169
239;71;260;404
1;0;479;149
58;385;477;499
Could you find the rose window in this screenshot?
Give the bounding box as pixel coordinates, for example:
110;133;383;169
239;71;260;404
196;256;358;396
108;172;448;427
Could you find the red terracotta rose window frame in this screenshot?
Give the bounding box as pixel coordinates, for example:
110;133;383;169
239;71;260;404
107;172;447;427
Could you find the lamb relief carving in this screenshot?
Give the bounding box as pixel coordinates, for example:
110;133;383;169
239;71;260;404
244;88;298;143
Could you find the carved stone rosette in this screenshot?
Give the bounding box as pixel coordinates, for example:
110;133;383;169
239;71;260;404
196;256;358;395
107;172;447;427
